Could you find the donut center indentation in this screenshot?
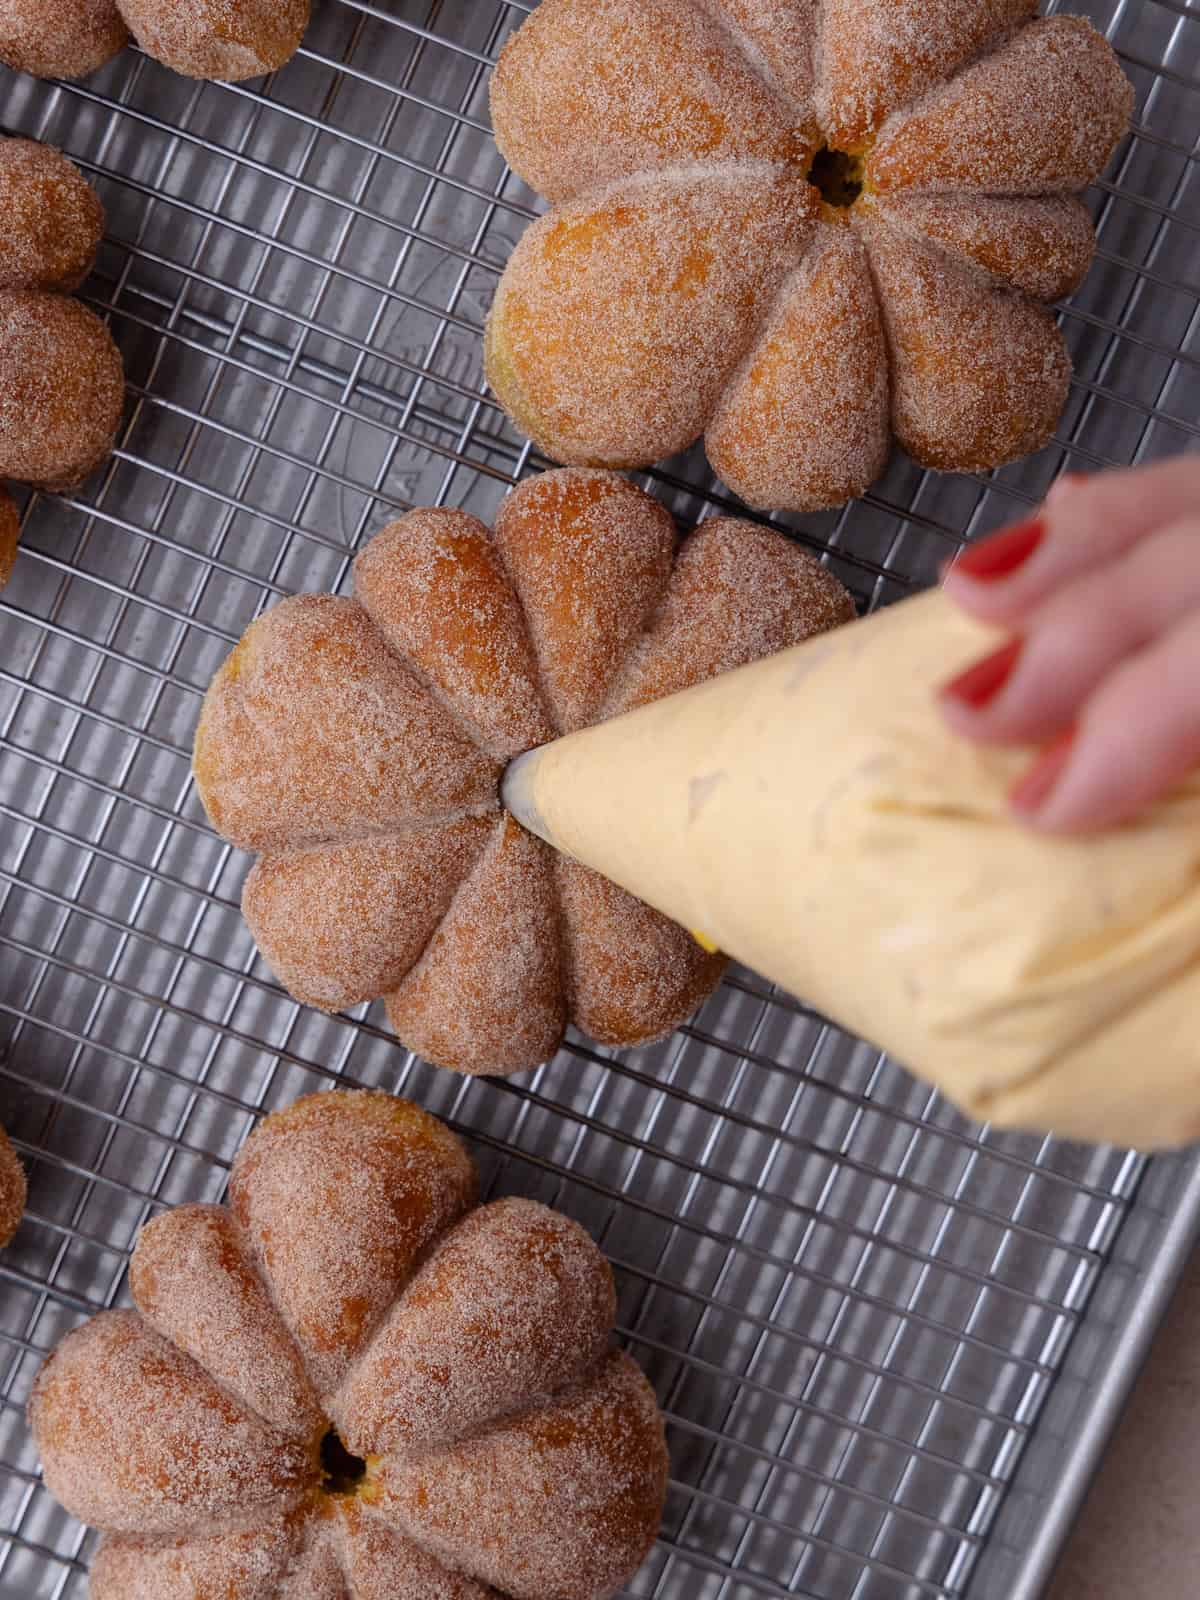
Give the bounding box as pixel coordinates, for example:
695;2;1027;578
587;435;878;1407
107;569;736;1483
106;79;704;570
807;146;864;209
320;1428;368;1496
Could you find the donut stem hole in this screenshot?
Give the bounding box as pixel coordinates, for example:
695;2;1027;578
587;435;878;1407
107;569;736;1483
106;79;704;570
320;1428;368;1496
806;146;864;210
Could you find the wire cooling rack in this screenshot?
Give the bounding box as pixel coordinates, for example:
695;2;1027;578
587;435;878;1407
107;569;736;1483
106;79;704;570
1;2;1198;1597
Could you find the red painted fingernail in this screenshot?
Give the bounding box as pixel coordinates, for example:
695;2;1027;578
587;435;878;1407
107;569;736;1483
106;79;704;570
941;638;1023;710
951;518;1046;583
1011;730;1077;817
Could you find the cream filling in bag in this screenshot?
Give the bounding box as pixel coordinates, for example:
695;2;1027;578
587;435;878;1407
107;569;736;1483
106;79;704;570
506;589;1200;1149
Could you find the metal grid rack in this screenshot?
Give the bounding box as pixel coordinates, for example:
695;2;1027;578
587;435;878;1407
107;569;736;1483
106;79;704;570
0;2;1197;1596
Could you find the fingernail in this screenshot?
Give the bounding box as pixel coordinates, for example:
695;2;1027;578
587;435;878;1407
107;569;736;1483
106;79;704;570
1011;730;1077;817
941;638;1023;710
950;518;1046;583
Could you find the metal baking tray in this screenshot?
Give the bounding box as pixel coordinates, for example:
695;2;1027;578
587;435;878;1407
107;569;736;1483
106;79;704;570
1;2;1198;1595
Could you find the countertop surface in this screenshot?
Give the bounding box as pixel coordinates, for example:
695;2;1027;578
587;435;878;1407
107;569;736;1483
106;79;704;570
1047;1244;1200;1597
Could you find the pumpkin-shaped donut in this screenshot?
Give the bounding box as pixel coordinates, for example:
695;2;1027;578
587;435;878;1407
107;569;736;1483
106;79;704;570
31;1090;669;1599
1;0;308;81
193;468;854;1073
0;138;124;585
486;0;1134;511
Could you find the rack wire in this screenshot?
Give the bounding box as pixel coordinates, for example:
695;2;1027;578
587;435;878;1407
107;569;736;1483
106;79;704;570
0;1;1197;1596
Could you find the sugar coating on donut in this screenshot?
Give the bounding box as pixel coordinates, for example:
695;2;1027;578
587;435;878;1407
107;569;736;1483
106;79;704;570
0;139;105;292
0;287;124;489
485;166;818;470
0;1125;25;1247
0;0;127;79
90;1506;311;1600
491;0;809;204
708;0;820;129
243;818;492;1012
90;1480;506;1600
228;1092;478;1399
556;855;727;1046
117;0;310;80
492;468;676;733
486;1;1131;504
0;490;18;598
273;1528;347;1599
353;509;553;761
193;595;501;854
818;0;1037;151
334;1197;616;1457
868;16;1135;195
869;193;1096;301
129;1204;323;1442
197;470;854;1071
29;1310;312;1536
612;514;858;712
337;1505;502;1600
35;1091;665;1598
370;1350;669;1600
706;222;890;514
385;816;566;1076
859;210;1071;472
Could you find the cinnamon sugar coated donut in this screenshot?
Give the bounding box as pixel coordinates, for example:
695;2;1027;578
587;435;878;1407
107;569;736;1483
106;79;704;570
117;0;310;79
0;288;124;489
31;1089;669;1600
0;1125;25;1248
0;139;105;292
0;0;127;79
195;468;854;1072
0;489;18;596
487;0;1134;509
0;143;124;493
2;0;312;80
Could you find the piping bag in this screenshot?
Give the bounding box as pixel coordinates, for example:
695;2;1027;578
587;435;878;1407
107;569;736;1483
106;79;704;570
503;588;1200;1150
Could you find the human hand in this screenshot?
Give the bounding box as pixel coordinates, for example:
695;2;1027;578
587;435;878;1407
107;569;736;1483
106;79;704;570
940;457;1200;833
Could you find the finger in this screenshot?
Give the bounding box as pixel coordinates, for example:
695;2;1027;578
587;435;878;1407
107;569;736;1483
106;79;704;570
941;518;1200;746
943;458;1200;627
1011;614;1200;833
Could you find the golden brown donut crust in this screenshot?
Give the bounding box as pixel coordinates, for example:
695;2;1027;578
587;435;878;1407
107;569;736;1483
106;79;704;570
192;594;501;853
491;467;677;733
866;192;1096;302
858;208;1072;473
486;167;818;471
29;1309;313;1537
0;0;127;79
243;819;493;1011
0;139;105;292
384;815;568;1077
491;0;811;204
33;1090;667;1600
227;1091;477;1399
1;0;311;81
333;1196;617;1457
817;0;1037;152
0;490;19;598
196;468;855;1073
0;288;123;491
487;1;1133;507
869;16;1133;195
0;1124;25;1248
370;1351;668;1600
129;1203;323;1440
706;223;890;516
116;0;309;80
0;141;123;496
